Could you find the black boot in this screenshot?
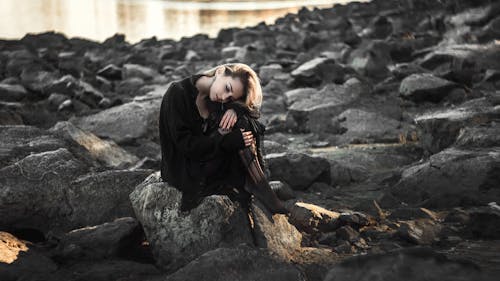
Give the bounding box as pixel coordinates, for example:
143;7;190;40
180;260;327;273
238;147;289;215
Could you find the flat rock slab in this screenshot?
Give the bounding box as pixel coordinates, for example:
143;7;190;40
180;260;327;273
399;73;458;103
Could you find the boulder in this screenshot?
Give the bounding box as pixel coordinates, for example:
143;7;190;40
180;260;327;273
287;202;339;233
399;73;459;103
54;217;141;260
0;125;66;168
97;64;123;80
415;98;500;154
397;219;442;245
67;169;152;228
129;173;253;272
266;152;330;190
251;199;303;261
0;84;28;102
259;64;283;85
388;147;500;209
332;108;411;144
454;124;500;149
69;97;161;144
286;82;361;134
467;206;500;239
164;245;304;281
122;64;158;81
324;247;488;281
291;57;345;86
49;121;139;168
0;148;89;233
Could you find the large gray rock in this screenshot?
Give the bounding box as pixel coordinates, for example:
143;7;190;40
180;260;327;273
324;247;489;281
0;84;28;102
291;57;345;86
49;121;139;168
69;97;161;144
251;199;302;260
67;169;152;228
129;172;253;272
332;109;413;144
399;73;459;103
54;217;141;261
0;148;89;233
388;147;500;209
266;152;330;190
454;124;500;149
286;81;362;134
164;245;304;281
415;98;500;154
122;64;159;81
0;125;66;168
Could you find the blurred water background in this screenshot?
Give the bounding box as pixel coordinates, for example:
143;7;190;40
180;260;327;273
0;0;358;43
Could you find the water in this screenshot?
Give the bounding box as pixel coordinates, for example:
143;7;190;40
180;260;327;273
0;0;357;43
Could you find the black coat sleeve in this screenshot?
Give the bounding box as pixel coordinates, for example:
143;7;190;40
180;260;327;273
164;83;245;159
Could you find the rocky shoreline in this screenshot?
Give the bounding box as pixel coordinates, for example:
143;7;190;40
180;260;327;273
1;0;500;280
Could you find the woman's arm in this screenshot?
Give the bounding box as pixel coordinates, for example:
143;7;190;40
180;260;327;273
163;84;246;158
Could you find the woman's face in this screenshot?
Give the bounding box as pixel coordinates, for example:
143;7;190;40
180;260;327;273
209;72;245;104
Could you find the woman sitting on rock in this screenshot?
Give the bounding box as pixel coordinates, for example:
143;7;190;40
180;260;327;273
159;63;288;215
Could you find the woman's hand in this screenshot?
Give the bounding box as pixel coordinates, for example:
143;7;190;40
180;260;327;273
219;109;237;130
241;129;254;147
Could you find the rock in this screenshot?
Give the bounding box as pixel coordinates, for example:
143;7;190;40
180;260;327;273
414;98;500;154
49;121;139;168
0;148;89;233
0;84;28;102
97;64;123;80
336;225;360;242
286;82;361;134
115;77;144;97
259;64;283;85
388;207;440;221
74;81;105;107
0;125;67;168
69;98;161;144
444;208;470;224
251;199;302;260
312;143;422;186
334;240;355;254
48;259;160;281
54;217;141;260
336;211;373;229
454;125;500;148
360;16;393;39
289;247;339;281
390;63;427;79
67;169;152;228
287;202;339;233
467;206;500;239
47;93;69;109
389;147;500;209
0;231;58;281
122;64;158;81
284;87;317;107
399;73;459;103
262;140;288;154
332;108;411;144
266;152;330;190
43;75;79;97
324;247;488;281
164;245;304;281
397;219;442;245
291;57;345;86
129;174;253;272
269;181;296;200
20;69;60;97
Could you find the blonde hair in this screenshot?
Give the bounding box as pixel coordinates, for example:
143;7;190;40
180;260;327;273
201;63;262;114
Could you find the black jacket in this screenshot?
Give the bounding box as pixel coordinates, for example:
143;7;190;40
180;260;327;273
159;73;261;207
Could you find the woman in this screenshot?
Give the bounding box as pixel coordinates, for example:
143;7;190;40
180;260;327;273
159;63;287;214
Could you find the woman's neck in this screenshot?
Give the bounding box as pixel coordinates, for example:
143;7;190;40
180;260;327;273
194;75;213;119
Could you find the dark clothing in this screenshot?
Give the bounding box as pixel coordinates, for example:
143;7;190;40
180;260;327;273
158;73;265;211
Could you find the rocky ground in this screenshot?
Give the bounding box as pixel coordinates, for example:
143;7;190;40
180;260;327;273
1;0;500;280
